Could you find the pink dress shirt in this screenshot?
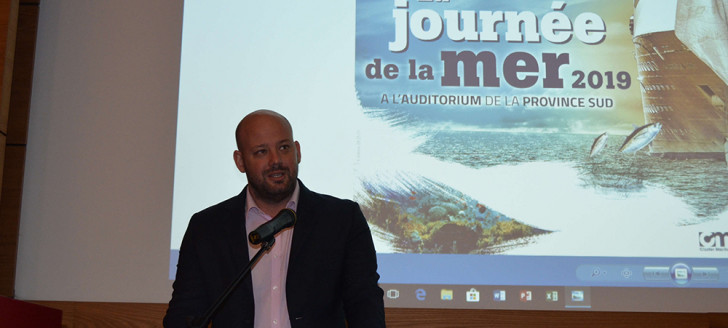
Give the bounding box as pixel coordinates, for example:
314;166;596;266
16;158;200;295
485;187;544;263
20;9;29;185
245;183;299;328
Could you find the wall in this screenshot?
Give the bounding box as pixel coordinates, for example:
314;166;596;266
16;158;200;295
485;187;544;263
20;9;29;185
14;0;180;302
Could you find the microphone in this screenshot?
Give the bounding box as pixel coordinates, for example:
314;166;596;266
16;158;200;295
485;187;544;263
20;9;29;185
248;208;297;245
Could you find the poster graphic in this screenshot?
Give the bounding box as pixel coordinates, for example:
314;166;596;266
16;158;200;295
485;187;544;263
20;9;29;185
354;0;728;256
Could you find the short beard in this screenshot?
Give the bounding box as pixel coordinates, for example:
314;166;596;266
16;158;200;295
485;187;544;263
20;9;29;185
246;164;297;204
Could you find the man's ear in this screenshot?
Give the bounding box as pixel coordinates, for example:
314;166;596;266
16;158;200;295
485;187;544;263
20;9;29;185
233;150;246;173
295;141;301;164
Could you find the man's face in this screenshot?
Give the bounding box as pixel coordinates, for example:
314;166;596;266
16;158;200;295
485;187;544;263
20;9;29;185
234;114;301;204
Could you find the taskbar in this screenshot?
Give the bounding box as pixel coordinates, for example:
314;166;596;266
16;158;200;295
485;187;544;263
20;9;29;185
380;283;728;312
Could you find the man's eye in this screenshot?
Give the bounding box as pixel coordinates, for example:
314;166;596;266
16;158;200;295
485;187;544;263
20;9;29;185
280;145;290;150
254;149;266;155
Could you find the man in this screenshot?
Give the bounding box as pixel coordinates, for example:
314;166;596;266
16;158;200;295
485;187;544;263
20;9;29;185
164;110;386;327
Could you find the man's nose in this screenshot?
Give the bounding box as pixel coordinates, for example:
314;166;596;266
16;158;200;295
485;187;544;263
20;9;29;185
269;150;282;165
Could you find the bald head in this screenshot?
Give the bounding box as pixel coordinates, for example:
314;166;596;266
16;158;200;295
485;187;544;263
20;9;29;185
232;109;301;209
235;110;293;151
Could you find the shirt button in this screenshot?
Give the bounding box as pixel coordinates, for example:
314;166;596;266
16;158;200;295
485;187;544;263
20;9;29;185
273;320;278;325
273;285;278;291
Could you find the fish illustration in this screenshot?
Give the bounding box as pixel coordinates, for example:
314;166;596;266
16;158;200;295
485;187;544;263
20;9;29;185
589;132;608;157
619;122;662;153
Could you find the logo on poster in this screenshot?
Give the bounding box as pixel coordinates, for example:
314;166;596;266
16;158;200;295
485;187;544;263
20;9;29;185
699;232;728;251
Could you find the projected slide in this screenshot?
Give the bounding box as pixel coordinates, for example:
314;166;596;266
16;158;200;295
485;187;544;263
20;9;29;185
171;0;728;312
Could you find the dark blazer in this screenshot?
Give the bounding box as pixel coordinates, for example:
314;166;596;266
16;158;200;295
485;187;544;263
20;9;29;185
164;181;385;328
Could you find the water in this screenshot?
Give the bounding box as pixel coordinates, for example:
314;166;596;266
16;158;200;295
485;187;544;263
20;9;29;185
414;130;728;225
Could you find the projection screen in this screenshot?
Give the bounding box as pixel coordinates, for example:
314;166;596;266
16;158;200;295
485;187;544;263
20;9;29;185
171;0;728;312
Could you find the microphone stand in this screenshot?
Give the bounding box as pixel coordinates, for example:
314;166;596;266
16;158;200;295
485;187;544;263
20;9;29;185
189;238;275;328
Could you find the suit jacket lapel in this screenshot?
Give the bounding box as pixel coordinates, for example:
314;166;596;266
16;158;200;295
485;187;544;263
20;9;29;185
224;189;248;265
289;181;317;264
